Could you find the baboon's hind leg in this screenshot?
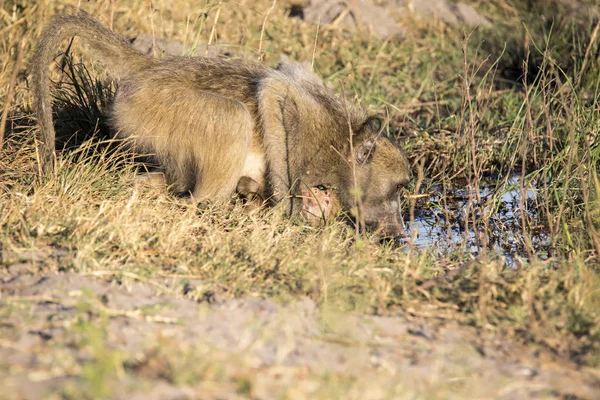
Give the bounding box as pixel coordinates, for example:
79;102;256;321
113;86;253;204
186;95;254;204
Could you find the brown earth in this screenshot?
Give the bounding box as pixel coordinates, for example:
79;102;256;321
2;258;599;399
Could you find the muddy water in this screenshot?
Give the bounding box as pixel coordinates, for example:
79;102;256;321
406;175;550;263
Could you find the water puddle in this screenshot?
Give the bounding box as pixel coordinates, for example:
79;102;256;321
405;175;551;263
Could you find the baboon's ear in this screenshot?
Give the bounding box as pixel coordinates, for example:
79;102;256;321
356;138;378;164
361;116;384;136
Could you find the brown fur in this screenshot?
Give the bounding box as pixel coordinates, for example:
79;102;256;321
31;10;412;235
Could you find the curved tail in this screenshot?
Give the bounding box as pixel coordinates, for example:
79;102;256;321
32;10;153;174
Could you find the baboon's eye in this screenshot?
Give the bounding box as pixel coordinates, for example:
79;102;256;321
390;181;408;198
362;116;383;135
395;177;411;193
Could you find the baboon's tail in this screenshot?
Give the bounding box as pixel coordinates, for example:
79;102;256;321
32;10;153;174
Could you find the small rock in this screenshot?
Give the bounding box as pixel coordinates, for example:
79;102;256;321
405;0;491;27
301;0;405;41
455;3;492;27
295;0;491;38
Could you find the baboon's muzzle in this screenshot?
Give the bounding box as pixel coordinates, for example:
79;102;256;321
362;197;406;237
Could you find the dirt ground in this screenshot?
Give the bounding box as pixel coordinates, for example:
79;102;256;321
2;258;599;399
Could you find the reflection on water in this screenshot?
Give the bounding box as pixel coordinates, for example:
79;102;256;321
404;175;550;264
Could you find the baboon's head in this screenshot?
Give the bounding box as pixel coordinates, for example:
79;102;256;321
339;116;412;236
268;65;411;234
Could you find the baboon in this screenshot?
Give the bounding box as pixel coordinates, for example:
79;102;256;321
32;10;411;235
301;185;342;224
237;174;340;223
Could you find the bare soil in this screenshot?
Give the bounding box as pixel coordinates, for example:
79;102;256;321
2;258;599;399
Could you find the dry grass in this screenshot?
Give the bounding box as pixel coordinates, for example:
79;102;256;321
1;0;600;398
